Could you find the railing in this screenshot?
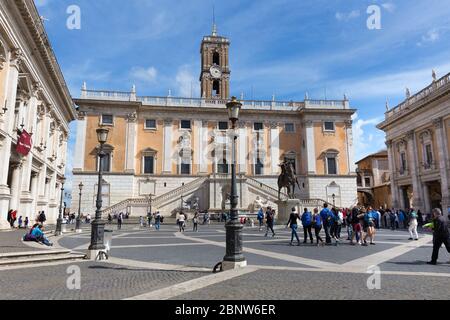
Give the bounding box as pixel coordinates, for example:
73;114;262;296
245;176;289;199
80;89;346;111
385;72;450;121
152;177;208;208
100;176;208;217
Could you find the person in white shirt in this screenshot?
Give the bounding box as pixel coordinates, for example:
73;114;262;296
178;212;186;232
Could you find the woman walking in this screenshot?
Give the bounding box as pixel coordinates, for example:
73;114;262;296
312;208;325;246
286;208;300;246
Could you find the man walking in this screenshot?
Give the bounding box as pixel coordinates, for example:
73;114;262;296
427;208;450;265
257;207;264;231
320;203;332;244
117;212;123;230
264;207;276;237
301;208;313;244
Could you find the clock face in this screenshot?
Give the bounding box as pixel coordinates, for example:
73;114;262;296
210;65;222;79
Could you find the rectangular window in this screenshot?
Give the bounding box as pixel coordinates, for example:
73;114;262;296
180;163;190;175
145;119;156;129
180;120;191;130
255;159;264;175
143;156;154;174
285;123;295;133
327;157;337;175
324;122;335;131
425;144;433;166
400;152;407;172
254;122;263;131
218;121;229;131
101;114;113;125
364;177;371;187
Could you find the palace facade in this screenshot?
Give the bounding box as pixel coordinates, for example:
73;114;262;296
378;71;450;216
72;27;357;217
356;150;391;209
0;0;76;229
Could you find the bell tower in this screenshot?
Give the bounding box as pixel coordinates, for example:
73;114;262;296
200;22;230;100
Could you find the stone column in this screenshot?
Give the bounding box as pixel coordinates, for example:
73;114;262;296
0;50;22;228
422;183;432;214
270;122;280;175
9;162;22;212
386;140;399;208
398;186;406;210
199;120;209;173
238;122;247;174
125;112;137;173
434;118;450;211
305;121;316;174
30;172;39;221
345;120;356;174
406;131;424;210
73;111;87;171
163;119;173;174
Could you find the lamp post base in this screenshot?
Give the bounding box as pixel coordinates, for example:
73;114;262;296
75;218;82;233
54;218;63;236
87;249;107;261
221;259;247;271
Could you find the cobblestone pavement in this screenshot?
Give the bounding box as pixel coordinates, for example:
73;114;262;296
1;223;449;300
0;261;207;300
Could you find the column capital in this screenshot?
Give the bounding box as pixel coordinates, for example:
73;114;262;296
406;130;415;141
164;119;173;126
10;48;24;70
77;111;87;120
344;120;353;128
202;120;209;127
126;111;138;123
0;53;6;70
385;140;393;148
433;117;444;129
32;81;43;98
304;120;314;127
269;122;279;129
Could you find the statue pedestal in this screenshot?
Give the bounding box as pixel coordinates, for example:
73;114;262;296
275;199;301;225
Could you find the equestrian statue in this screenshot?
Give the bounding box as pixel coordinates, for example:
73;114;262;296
277;161;301;200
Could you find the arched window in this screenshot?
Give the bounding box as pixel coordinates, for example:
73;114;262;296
213;52;220;66
212;80;220;96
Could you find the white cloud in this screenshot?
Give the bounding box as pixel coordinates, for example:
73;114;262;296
381;3;396;13
352;113;385;161
34;0;49;7
130;66;158;83
175;66;199;98
417;29;441;46
335;10;360;22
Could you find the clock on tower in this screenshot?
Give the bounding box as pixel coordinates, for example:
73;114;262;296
199;24;230;100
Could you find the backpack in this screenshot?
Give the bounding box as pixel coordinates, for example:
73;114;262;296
302;212;312;226
313;214;322;227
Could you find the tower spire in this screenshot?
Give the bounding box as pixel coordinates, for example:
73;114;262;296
212;4;217;36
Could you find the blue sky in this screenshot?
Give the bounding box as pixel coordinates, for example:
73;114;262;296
34;0;450;199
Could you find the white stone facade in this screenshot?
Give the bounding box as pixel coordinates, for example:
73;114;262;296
0;1;76;229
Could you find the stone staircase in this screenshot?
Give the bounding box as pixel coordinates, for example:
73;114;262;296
101;176;208;218
0;249;86;267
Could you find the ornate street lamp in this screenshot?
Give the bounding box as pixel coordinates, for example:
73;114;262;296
88;127;109;259
222;96;247;270
54;176;66;236
75;182;84;233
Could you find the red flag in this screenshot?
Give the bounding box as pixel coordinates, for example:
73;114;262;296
16;130;32;156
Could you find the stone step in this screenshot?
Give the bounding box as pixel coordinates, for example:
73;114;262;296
0;250;86;266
